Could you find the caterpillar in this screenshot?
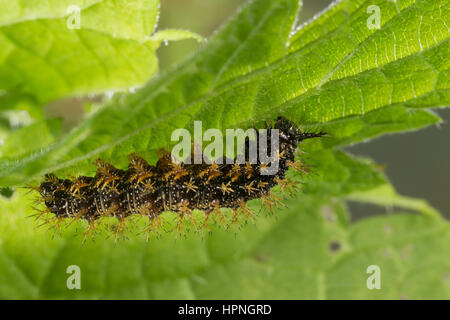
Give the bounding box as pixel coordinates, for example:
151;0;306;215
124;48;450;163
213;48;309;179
35;117;324;241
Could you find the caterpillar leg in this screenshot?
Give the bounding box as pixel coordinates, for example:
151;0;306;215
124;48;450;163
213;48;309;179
207;200;226;229
239;200;255;225
228;208;241;236
261;193;286;216
113;214;129;244
274;176;299;197
287;159;308;174
82;218;98;244
201;211;213;238
142;215;163;243
172;200;193;240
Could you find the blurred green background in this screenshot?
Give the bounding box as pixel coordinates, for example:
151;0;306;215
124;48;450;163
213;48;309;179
157;0;450;219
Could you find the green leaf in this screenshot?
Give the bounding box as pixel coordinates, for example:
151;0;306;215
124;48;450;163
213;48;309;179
0;0;447;185
0;91;42;118
0;0;205;105
347;184;441;218
0;2;159;104
314;106;441;149
0;0;160;41
74;0;161;42
0;22;159;103
149;29;206;44
0;191;448;299
0;0;99;26
0;119;62;158
301;149;387;196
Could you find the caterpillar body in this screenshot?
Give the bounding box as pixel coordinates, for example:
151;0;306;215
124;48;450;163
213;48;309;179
36;117;324;240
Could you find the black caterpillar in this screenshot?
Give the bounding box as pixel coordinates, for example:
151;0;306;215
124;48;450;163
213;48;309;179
36;117;324;239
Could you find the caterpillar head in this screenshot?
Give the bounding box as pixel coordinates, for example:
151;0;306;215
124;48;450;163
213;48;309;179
274;116;325;144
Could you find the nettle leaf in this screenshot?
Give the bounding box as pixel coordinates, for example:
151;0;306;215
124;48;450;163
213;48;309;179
0;0;160;41
0;119;62;159
0;0;448;299
0;91;43;141
0;191;448;299
0;0;447;185
0;0;202;105
149;29;206;44
347;184;441;218
0;1;100;27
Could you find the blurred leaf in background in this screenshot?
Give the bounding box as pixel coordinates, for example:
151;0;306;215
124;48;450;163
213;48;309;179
0;0;202;173
0;0;160;105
